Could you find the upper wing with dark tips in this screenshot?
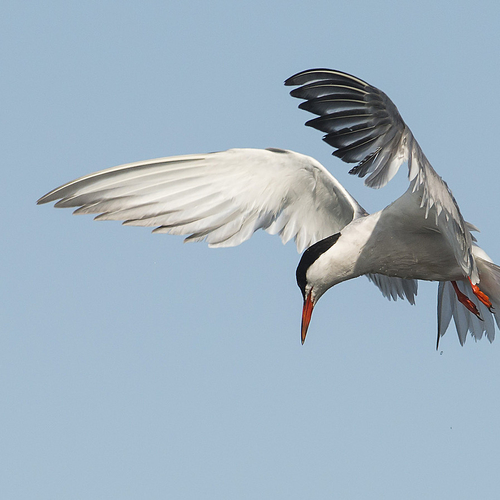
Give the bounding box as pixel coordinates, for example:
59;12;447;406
286;68;478;281
285;69;406;189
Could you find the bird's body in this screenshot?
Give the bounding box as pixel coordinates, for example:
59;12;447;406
311;211;458;287
38;68;500;346
353;197;464;282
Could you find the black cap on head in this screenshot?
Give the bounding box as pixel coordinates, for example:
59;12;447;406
296;233;341;298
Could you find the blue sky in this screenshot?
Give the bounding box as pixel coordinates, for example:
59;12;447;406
3;1;500;498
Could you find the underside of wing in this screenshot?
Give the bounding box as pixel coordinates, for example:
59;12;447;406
366;274;418;305
38;148;367;253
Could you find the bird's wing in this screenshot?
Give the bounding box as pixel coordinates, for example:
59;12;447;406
286;69;477;281
366;274;418;305
38;148;366;253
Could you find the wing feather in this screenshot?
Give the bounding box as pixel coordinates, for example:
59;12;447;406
366;274;418;305
38;148;367;252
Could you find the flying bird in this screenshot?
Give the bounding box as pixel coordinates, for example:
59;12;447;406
38;68;500;347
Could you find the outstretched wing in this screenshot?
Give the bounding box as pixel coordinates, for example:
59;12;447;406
285;69;477;281
38;148;366;253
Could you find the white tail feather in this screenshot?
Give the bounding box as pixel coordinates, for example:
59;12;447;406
437;256;500;346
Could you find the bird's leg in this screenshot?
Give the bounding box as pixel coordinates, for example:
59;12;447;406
451;281;481;319
468;277;493;311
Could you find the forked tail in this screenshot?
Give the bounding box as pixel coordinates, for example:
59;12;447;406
437;256;500;347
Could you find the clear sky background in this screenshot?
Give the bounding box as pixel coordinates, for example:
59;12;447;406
3;1;500;498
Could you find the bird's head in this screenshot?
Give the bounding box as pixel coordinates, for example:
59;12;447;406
296;233;341;344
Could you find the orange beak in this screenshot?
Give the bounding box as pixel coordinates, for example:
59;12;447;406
301;290;314;344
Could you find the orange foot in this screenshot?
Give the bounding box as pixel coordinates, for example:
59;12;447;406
468;277;493;311
451;281;481;319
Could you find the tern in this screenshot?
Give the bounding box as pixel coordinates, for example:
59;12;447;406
38;68;500;347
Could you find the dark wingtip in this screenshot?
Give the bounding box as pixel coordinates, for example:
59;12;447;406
284;68;335;87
